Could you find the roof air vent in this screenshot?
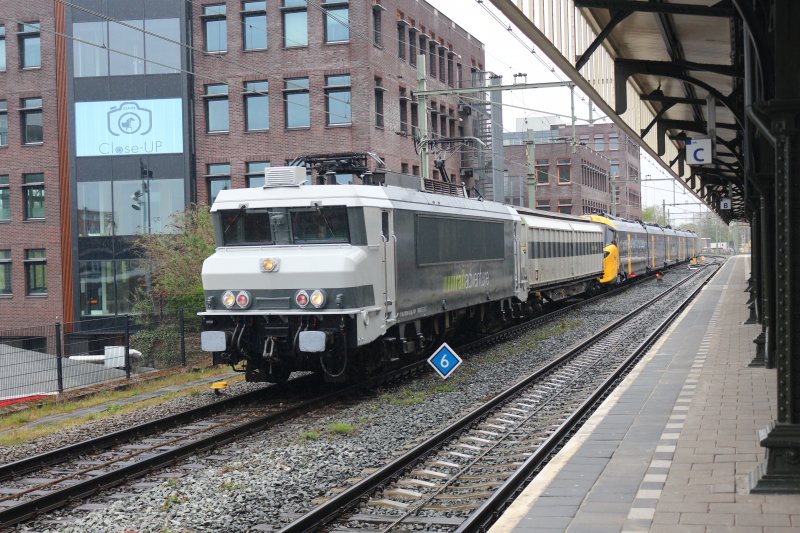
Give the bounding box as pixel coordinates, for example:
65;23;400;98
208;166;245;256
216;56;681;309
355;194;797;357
264;166;307;188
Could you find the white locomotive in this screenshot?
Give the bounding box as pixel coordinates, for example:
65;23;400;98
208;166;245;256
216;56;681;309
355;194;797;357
200;165;693;382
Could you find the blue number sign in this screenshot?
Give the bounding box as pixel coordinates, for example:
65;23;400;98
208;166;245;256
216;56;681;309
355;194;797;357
428;342;463;379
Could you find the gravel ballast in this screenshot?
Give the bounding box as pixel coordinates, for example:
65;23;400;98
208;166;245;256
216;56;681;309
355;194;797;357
14;266;713;533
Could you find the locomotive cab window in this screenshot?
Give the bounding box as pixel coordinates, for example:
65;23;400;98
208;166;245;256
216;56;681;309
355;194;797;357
217;206;353;246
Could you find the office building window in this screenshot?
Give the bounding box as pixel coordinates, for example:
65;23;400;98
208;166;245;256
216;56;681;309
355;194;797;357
20;97;43;144
284;77;309;128
324;2;348;43
410;101;418;136
0;26;6;72
372;6;382;47
113;179;184;235
325;74;351;126
246;161;271;187
609;133;619;150
408;29;416;66
244;80;269;131
594;134;604;151
610;160;619;178
438;47;445;80
203;5;227;53
283;0;308;47
25;249;46;296
447;52;454;86
428;41;436;78
0;175;8;221
205;84;229;132
558;199;572;214
557;159;571;183
418;34;427;67
536;159;549;184
23;173;44;219
397;22;406;60
109;20;144;75
399;88;408;134
374;77;384;128
536;200;550;211
206;164;230;204
18;22;40;69
77;181;113;237
0;250;10;295
0;100;7;146
242;1;267;50
73;19;180;77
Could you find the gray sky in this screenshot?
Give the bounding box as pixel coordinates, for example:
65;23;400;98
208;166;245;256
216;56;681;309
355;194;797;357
426;0;709;220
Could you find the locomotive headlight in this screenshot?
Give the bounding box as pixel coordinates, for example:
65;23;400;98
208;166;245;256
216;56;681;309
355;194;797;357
236;291;251;309
222;290;236;309
260;258;279;272
310;289;326;309
295;290;309;308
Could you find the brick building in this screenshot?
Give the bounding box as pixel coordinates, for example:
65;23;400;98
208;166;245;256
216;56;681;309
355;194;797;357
503;122;642;218
0;0;485;330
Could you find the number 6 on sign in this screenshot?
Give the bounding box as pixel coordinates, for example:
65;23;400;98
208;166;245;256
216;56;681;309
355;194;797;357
428;342;463;379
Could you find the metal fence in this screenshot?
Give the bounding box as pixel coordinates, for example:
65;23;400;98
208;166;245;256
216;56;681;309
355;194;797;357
0;309;206;401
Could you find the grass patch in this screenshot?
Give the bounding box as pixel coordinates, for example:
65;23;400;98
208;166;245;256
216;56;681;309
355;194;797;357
327;422;356;435
219;481;241;491
162;478;180;488
432;384;455;393
0;366;239;447
161;493;185;511
386;390;425;406
300;430;320;440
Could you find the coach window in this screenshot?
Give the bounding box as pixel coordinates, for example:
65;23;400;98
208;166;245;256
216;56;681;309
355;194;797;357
205;84;229;133
206;164;231;204
324;2;349;43
246;161;270;187
282;0;308;48
20;97;43;144
557;159;571;184
203;5;227;53
243;1;267;50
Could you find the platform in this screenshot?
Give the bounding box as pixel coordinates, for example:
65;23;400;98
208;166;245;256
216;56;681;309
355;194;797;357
490;255;800;532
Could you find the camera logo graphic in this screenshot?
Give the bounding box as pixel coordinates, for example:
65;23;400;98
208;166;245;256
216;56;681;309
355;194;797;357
107;102;152;137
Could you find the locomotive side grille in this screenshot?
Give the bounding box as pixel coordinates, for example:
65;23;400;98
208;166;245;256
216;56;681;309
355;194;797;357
422;178;467;198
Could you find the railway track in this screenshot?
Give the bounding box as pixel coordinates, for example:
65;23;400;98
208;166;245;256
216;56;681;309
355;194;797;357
0;264;695;529
278;263;717;532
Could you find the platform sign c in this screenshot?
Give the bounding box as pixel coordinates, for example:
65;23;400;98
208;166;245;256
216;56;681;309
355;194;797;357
686;138;712;165
428;342;463;379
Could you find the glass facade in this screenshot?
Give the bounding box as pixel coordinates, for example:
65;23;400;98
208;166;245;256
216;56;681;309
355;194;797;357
70;3;189;321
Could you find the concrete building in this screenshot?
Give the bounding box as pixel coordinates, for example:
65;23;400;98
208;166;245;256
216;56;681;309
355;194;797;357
0;0;486;331
503;122;642;218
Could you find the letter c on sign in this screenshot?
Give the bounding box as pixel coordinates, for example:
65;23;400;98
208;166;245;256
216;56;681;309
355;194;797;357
693;146;705;162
